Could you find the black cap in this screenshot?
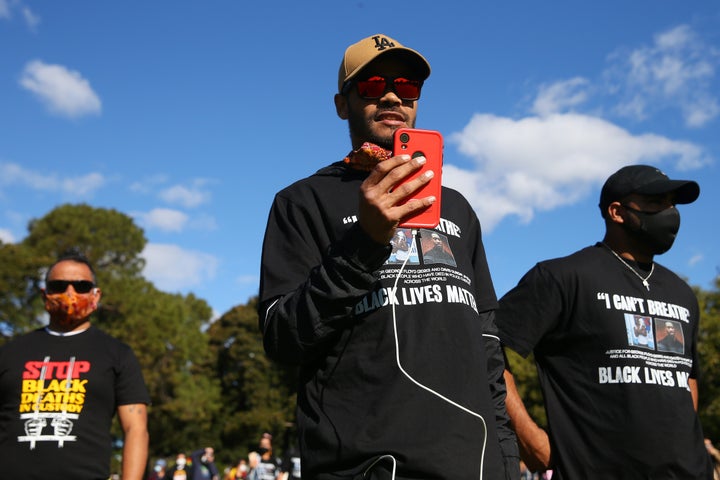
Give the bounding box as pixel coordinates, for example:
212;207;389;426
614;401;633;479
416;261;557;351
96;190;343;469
599;165;700;214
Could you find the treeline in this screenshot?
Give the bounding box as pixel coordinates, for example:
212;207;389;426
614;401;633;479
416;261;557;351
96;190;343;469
1;203;718;467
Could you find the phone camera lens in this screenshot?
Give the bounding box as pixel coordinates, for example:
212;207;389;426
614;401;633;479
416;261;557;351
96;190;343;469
399;133;410;143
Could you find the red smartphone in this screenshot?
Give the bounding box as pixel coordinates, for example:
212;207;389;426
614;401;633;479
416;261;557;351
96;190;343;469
393;128;443;228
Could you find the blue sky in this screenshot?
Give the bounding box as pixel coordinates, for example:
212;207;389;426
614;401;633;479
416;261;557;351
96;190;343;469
1;1;718;317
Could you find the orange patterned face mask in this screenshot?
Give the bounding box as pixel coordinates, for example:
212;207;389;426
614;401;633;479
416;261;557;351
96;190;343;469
44;291;97;327
343;142;393;171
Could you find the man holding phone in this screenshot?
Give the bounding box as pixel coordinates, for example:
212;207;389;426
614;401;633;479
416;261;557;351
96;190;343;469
259;34;518;479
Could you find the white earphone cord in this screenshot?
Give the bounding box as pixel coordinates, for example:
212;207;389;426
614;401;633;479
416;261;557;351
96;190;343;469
383;229;487;480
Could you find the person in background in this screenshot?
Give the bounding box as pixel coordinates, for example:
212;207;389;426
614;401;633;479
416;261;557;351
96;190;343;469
247;451;261;480
190;447;219;480
497;165;711;478
225;458;249;480
167;452;189;480
255;433;280;480
258;33;517;479
148;459;167;480
0;249;150;479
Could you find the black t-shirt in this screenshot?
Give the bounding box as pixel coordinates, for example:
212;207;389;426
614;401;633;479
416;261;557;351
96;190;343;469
259;162;513;479
256;456;281;480
0;326;150;479
497;244;710;479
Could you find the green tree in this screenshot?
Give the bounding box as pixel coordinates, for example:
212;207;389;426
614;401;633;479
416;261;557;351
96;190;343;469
0;242;48;340
23;203;146;279
697;276;720;441
96;276;222;457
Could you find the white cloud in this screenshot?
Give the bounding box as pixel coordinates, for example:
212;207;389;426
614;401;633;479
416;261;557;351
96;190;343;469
0;0;39;29
0;162;105;196
688;254;704;267
159;182;212;208
21;6;39;30
189;213;218;231
0;228;15;243
532;77;591;116
447;112;709;231
134;208;189;232
452;24;715;232
236;274;258;286
129;174;169;194
19;60;101;118
142;243;219;292
0;0;11;19
606;24;720;128
60;173;105;196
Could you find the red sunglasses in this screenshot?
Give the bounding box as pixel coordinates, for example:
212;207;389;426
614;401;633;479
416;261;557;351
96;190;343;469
344;75;423;101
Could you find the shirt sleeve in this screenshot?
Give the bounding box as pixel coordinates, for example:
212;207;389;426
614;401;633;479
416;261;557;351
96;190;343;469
115;343;150;406
496;263;565;358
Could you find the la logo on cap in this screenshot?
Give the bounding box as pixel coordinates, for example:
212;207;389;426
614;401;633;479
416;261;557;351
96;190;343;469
371;35;396;51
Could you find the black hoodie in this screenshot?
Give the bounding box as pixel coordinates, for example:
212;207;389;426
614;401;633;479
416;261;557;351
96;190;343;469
259;161;518;480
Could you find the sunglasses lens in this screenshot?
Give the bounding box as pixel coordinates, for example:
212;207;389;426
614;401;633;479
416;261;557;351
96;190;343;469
393;79;421;100
46;280;95;294
73;281;95;293
356;77;387;98
355;76;421;101
46;281;68;294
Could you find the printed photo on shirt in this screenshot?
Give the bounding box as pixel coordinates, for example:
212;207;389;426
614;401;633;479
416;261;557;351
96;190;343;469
420;230;456;267
387;228;419;265
655;319;685;354
625;314;655;349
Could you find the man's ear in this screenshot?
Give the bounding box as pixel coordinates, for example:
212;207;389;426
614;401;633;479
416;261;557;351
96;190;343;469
334;93;348;120
607;202;625;224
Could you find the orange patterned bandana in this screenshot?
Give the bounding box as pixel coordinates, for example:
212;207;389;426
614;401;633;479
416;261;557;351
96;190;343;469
45;291;97;328
343;142;393;171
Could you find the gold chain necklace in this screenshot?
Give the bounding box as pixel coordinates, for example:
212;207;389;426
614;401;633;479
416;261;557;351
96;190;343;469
601;242;654;291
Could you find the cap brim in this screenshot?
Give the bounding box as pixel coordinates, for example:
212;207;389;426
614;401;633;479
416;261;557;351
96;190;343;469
636;179;700;204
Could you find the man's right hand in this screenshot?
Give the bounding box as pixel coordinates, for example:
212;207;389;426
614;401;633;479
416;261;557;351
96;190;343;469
358;154;437;244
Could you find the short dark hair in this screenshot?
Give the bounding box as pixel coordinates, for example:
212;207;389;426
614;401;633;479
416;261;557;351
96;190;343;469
45;248;97;284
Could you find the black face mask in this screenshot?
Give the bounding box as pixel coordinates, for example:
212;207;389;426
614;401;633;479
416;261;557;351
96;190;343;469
257;447;268;455
622;204;681;255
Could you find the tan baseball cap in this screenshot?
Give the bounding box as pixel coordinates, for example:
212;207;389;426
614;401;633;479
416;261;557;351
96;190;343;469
338;34;431;93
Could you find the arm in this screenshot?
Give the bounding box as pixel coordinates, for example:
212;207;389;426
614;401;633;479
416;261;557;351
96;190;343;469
689;378;698;411
706;439;720;463
118;403;149;480
503;368;551;472
260;222;390;364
